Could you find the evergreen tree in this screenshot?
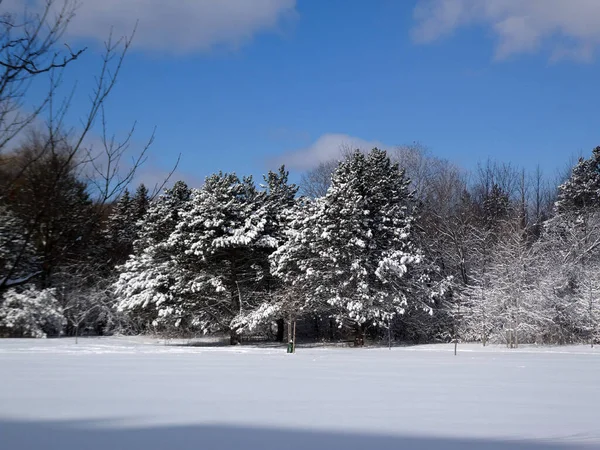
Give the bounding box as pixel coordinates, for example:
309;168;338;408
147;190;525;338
270;196;326;322
273;149;442;344
232;166;299;340
135;181;191;251
132;183;150;224
105;183;151;267
165;173;273;343
556;147;600;213
105;189;135;265
115;181;192;332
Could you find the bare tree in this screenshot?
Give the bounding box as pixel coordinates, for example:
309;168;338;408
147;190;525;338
392;143;435;199
299;159;338;198
0;4;159;293
0;1;84;177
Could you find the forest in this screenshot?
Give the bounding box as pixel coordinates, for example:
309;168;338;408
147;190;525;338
1;1;599;348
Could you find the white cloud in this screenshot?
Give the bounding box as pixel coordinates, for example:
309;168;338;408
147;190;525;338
5;0;297;54
274;133;385;171
411;0;600;62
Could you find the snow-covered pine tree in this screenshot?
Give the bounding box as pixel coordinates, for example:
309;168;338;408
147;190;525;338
230;166;299;340
165;173;273;343
134;181;192;252
274;148;441;344
115;181;192;332
548;148;600;267
556;147;600;213
269;197;325;336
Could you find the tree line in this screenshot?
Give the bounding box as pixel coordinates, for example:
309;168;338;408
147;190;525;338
0;1;598;347
3;138;600;347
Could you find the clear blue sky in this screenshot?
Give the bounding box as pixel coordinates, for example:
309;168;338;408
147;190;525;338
17;0;600;188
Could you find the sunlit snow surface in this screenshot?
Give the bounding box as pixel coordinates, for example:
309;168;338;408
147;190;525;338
0;337;599;449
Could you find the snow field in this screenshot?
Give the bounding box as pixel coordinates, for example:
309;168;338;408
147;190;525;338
0;337;598;449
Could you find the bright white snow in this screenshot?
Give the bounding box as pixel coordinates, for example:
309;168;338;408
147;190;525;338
0;337;599;449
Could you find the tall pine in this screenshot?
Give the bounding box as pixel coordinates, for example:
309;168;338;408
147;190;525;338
273;149;440;344
115;181;192;332
165;173;272;343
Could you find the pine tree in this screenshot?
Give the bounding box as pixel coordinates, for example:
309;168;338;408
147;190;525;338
105;189;135;265
273;149;442;344
556;147;600;213
165;173;273;343
135;181;191;251
132;183;150;224
104;184;151;267
114;181;192;332
232;166;299;340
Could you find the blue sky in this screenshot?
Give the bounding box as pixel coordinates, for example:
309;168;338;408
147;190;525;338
13;0;600;188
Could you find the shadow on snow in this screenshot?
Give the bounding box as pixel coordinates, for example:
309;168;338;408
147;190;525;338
0;418;594;450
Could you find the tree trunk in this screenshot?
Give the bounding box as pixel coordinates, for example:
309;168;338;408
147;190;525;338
276;318;285;343
590;292;594;348
354;324;365;347
481;296;487;347
229;330;240;346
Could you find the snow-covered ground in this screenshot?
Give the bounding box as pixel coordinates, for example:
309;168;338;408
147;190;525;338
0;337;598;449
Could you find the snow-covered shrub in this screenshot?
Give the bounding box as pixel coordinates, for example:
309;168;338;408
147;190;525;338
0;287;66;338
